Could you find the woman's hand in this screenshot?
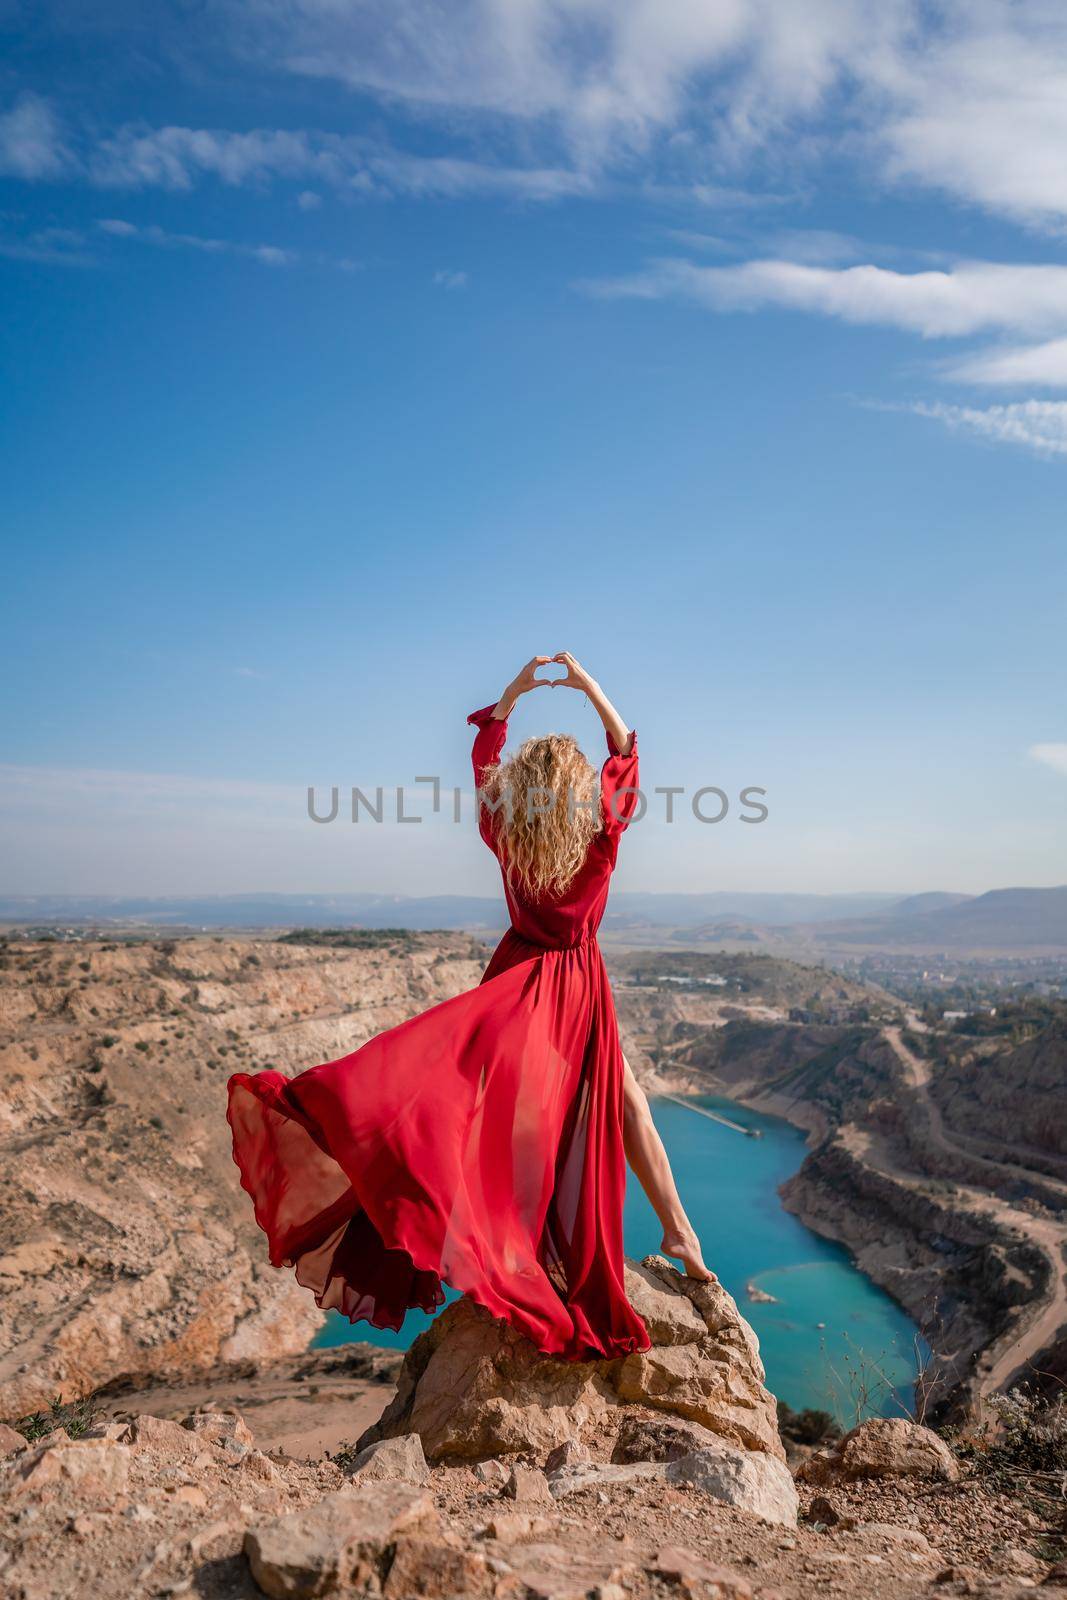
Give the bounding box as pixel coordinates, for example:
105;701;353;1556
512;656;554;695
491;657;552;719
550;651;598;694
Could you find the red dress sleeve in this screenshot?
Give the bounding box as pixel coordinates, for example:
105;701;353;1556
468;705;507;850
601;729;640;838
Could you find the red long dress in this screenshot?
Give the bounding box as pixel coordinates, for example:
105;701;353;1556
226;705;651;1361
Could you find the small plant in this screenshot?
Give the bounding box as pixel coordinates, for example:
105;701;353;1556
18;1393;99;1443
134;1041;150;1053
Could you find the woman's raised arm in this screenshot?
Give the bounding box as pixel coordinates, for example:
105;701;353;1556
550;652;634;756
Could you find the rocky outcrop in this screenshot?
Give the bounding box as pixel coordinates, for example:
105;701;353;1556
0;934;485;1419
360;1255;785;1466
798;1418;960;1486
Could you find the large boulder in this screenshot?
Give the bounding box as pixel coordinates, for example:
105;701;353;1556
797;1417;959;1486
359;1255;785;1464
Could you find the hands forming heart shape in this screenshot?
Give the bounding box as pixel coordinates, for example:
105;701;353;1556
515;653;595;693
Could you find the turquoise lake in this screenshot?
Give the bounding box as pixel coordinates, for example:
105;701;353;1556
313;1092;922;1421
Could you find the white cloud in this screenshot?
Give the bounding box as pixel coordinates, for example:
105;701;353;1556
217;0;1067;226
296;189;321;209
585;257;1067;340
9;5;1067;232
947;337;1067;389
906;400;1067;459
433;269;468;290
97;218;297;265
0;92;72;180
1030;743;1067;777
879;19;1067;227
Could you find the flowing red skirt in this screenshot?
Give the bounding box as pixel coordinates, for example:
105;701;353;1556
226;932;650;1361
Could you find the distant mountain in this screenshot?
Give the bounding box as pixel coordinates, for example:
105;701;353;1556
0;890;901;931
814;886;1067;950
0;893;507;931
888;892;974;918
2;885;1065;950
894;886;1067;948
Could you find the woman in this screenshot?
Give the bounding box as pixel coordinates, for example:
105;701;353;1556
227;652;711;1363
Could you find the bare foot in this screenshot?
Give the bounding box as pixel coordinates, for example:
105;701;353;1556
660;1230;714;1282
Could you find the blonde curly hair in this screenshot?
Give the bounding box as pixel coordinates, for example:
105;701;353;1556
481;734;601;900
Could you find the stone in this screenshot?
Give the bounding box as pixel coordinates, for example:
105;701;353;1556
473;1459;509;1487
359;1254;784;1464
486;1512;555;1541
383;1533;497;1598
172;1483;207;1507
240;1449;281;1483
244;1481;439;1599
183;1409;254;1449
845;1521;939;1555
650;1545;754;1599
544;1439;590;1473
805;1493;841;1526
504;1464;553;1505
797;1418;959;1486
10;1437;130;1500
501;1540;640;1600
343;1432;428;1486
665;1445;799;1527
125;1413;212;1466
612;1411;718;1464
548;1461;662;1498
0;1423;27;1456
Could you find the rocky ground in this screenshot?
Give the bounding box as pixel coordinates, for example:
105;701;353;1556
1;1257;1063;1599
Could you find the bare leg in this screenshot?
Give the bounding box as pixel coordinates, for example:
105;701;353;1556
621;1053;712;1281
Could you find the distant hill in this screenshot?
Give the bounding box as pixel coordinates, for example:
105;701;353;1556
2;884;1065;951
0;889;903;931
818;886;1067;950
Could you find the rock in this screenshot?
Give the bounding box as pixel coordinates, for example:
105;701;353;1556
486;1511;555;1541
473;1458;509;1487
342;1432;428;1485
10;1437;130;1500
382;1533;497;1598
548;1460;661;1497
665;1446;799;1527
240;1449;281;1483
183;1409;254;1449
797;1418;959;1485
359;1254;784;1464
612;1411;718;1463
125;1413;212;1466
500;1540;640;1600
650;1545;754;1599
172;1483;208;1507
544;1439;590;1473
805;1493;840;1526
504;1464;553;1505
0;1423;27;1456
83;1422;130;1443
244;1480;439;1599
845;1521;939;1556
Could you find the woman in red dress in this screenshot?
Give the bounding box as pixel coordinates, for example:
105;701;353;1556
227;652;711;1362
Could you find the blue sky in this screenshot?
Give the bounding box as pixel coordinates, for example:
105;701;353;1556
2;1;1065;898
